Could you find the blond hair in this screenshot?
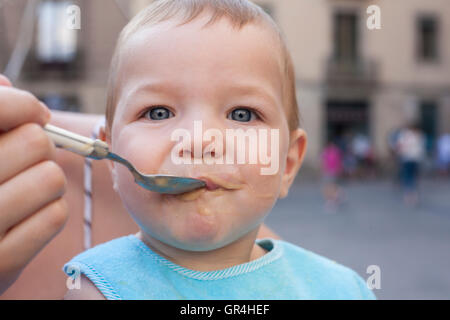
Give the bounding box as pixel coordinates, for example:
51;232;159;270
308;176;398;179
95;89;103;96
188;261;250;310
105;0;300;134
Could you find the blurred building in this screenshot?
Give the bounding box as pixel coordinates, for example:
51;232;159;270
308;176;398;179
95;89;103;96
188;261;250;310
267;0;450;172
1;0;449;171
0;0;128;113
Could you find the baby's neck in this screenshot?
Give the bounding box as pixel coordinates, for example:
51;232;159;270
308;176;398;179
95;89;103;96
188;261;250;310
136;229;267;272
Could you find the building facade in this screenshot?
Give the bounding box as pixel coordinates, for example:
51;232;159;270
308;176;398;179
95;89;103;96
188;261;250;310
257;0;450;170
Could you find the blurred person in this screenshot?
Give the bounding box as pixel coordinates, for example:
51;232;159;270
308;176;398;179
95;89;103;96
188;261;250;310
351;132;374;179
321;139;344;212
436;133;450;176
388;127;403;185
396;123;426;207
339;131;358;179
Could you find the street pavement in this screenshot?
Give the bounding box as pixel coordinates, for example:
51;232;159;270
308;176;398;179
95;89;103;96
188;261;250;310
265;174;450;299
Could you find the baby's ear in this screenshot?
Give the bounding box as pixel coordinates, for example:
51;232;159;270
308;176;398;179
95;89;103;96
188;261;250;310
279;129;307;199
98;126;119;193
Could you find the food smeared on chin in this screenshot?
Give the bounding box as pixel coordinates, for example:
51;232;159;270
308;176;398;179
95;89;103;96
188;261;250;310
178;187;207;201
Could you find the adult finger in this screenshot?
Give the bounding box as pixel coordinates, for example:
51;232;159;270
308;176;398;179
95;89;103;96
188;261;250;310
0;123;56;184
0;87;51;131
0;160;67;236
0;198;68;280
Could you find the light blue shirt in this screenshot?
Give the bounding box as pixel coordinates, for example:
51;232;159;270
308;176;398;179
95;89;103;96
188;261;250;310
63;235;376;300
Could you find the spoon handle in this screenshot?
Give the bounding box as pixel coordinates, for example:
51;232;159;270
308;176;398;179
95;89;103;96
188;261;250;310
44;124;109;159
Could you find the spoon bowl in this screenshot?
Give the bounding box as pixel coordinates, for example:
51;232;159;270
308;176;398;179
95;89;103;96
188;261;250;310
105;151;206;194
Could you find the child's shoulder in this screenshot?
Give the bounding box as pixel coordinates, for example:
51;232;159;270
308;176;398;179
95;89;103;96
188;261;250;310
271;239;376;299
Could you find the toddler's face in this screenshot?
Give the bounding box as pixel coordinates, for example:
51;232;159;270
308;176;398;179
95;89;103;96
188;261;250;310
107;16;297;251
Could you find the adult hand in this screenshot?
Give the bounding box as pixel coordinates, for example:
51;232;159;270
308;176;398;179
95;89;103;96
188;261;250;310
0;74;68;295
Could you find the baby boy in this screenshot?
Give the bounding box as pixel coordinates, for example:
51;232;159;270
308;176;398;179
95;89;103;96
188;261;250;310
63;0;375;300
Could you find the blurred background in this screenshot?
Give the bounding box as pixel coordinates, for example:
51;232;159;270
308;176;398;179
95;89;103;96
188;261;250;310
1;0;449;299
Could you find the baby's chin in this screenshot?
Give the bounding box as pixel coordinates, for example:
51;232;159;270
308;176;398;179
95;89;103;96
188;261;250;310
121;181;275;251
163;191;237;243
137;191;254;251
140;211;235;252
149;217;252;252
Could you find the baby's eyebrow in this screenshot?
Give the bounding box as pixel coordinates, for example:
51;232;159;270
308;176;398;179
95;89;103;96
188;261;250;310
127;81;180;99
225;83;279;107
125;79;280;108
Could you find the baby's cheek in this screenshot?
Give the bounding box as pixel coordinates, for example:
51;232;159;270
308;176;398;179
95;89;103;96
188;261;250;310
114;165;163;223
111;129;173;221
214;164;281;234
113;125;173;175
123;147;167;176
240;163;282;201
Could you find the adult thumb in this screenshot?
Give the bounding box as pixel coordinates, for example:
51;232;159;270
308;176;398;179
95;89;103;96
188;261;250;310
0;74;13;87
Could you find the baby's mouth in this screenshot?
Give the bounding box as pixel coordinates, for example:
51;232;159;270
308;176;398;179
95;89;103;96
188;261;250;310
172;173;245;201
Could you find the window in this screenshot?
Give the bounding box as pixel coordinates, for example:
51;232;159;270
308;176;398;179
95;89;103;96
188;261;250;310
36;1;78;64
333;12;359;62
23;0;84;79
417;16;439;62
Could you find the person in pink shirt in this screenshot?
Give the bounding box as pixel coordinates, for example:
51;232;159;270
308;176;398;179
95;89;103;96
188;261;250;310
321;139;343;211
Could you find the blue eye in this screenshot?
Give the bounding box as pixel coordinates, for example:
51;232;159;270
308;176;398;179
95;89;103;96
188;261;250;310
228;108;256;122
144;106;173;120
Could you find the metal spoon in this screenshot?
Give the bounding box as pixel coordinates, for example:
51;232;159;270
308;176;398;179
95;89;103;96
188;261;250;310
43;124;206;194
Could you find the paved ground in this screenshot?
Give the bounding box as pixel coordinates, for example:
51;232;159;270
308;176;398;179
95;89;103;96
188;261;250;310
265;174;450;300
